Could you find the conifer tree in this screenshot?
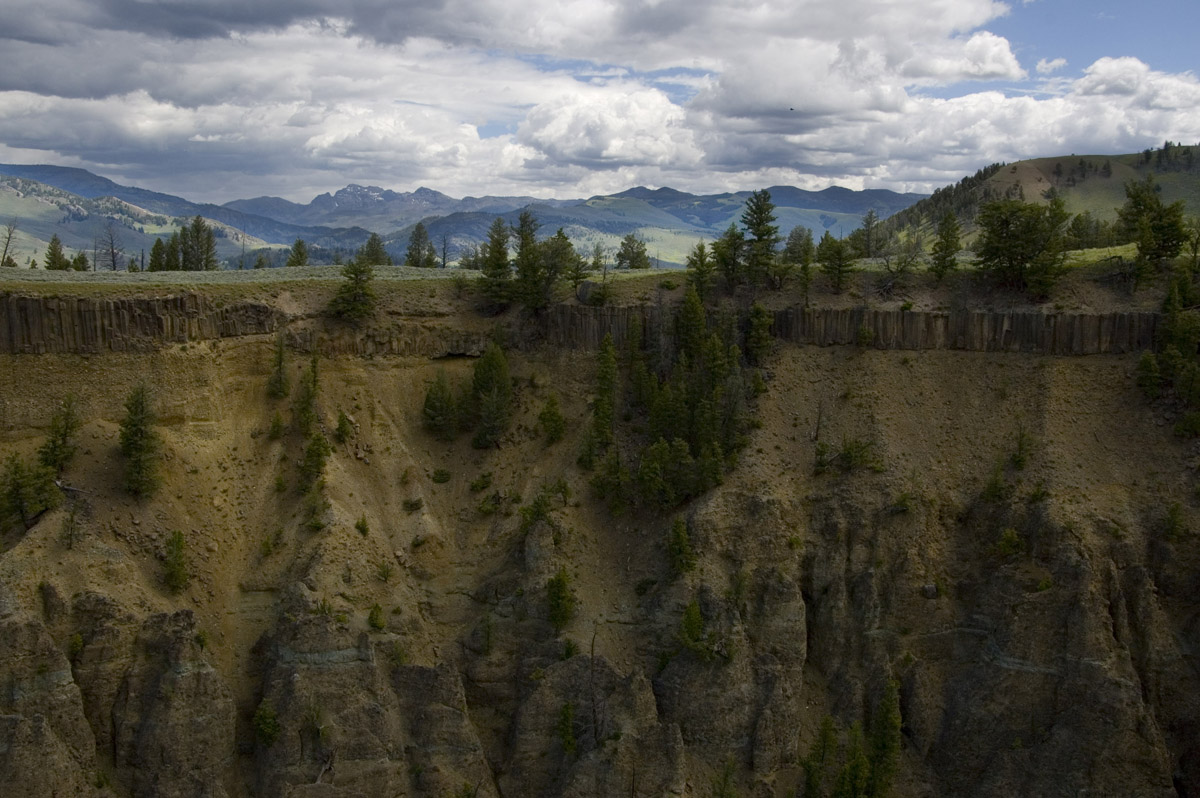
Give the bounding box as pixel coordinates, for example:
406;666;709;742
470;343;512;448
478;216;512;304
328;259;377;322
422;369;459;441
741;189;780;287
266;334;289;399
818;231;855;293
1;454;60;532
286;238;309;267
868;680;901;798
119;383;160;498
44;235;70;270
538;393;566;444
592;334;618;447
929;212;961;281
404;223;437;268
685;241;715;300
38;394;81;474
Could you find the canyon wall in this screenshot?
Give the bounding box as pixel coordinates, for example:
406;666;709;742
0;294;1162;357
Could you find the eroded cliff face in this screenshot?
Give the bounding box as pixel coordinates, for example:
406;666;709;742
0;294;1196;798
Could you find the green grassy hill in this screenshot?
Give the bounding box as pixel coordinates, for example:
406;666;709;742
885;143;1200;240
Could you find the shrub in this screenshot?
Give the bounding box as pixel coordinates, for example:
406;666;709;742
469;472;493;493
1164;502;1186;541
298;433;332;491
814;437;882;475
402;497;424;513
163;530;188;593
1136;351;1161;399
253;700;281;746
431;468;452;484
557;702;577;756
268;411;285;440
368;604;386;630
994;527;1023;557
538;394;566;444
546;568;576;632
667;517;696;575
334;411;353;444
302;484;331;531
355;514;369;536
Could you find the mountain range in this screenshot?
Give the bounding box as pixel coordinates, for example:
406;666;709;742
0;164;925;267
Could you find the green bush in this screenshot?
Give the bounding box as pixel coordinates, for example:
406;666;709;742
557;702;577;756
253;700;281;746
298;433;332;491
667;517;696;575
469;472;493;493
431;468;452;484
402;497;424;513
1136;351;1161;399
546;568;576;632
355;514;369;536
538;394;566;444
368;604;386;630
268;411;285;440
334;410;353;444
994;527;1023;557
163;530;188;593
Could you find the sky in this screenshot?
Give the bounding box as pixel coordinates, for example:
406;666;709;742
0;0;1196;204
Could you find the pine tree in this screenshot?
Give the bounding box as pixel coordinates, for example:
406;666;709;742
592;334;618;447
929;212;961;282
328;259;377;322
832;723;870;798
818;232;855;293
38;394;81;474
119;383;160;498
685;241;715;300
741;189;780;287
478;216;512;304
298;432;332;491
784;226;815;305
356;233;391;265
867;680;901;798
712;223;745;291
44;235;70;270
292;353;319;437
266;334;289;399
615;233;651;270
148;238;167;272
470;343;512;448
676;285;707;361
286;238;309;267
422;369;459;441
538;393;566;444
1;454;60;532
746;303;772;366
404;223;437;268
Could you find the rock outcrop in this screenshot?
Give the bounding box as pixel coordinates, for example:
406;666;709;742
0;293;1161;356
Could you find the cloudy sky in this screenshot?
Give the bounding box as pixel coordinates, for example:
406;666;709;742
0;0;1196;204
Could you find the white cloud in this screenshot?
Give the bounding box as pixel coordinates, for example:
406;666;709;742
1036;57;1067;75
0;1;1195;204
